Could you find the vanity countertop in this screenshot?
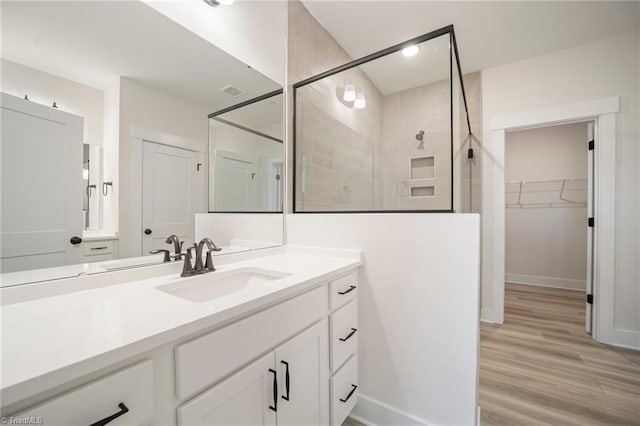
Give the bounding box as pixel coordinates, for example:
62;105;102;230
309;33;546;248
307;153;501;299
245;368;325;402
0;249;361;406
0;245;252;288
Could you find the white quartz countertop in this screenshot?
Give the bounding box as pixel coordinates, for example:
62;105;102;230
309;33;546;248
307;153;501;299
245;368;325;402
0;250;361;406
0;245;251;288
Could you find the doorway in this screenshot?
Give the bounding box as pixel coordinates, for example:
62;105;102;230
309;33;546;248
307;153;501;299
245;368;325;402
504;121;593;332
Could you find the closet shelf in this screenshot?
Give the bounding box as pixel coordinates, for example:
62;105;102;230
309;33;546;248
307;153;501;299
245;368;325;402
506;178;587;208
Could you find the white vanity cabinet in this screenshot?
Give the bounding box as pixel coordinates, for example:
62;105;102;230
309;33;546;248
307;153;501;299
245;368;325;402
81;237;119;262
179;321;326;426
328;271;359;426
3;265;360;426
13;360;154;426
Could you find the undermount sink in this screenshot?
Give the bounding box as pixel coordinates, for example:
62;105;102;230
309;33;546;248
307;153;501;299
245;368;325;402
155;267;291;302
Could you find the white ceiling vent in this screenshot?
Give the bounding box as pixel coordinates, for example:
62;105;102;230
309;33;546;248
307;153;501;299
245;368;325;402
220;85;244;97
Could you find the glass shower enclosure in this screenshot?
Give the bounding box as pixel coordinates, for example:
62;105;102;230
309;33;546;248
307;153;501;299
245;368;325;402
293;25;478;213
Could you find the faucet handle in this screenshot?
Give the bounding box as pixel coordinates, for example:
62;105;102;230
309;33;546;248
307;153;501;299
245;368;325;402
150;249;171;263
205;249;216;271
180;249;194;277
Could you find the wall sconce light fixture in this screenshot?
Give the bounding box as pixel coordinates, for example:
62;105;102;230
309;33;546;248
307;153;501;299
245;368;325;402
343;81;356;102
354;91;366;109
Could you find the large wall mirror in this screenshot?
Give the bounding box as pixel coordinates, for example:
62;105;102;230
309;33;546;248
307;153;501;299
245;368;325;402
208;90;284;212
0;1;284;286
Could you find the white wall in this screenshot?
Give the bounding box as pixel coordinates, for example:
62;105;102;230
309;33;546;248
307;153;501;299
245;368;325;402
1;59;103;147
287;214;480;426
118;77;210;257
101;81;120;233
142;0;285;85
481;30;640;345
195;213;283;246
505;123;588;290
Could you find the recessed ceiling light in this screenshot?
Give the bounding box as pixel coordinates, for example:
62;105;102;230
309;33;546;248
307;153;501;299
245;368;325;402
402;45;420;57
218;0;235;4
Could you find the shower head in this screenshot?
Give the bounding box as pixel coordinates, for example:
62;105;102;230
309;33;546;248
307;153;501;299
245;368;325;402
415;130;425;141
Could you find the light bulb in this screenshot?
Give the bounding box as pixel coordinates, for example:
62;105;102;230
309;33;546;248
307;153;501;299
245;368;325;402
343;82;356;102
354;92;366;109
402;45;420;57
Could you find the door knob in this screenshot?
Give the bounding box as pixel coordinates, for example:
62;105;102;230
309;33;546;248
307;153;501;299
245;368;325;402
70;236;82;245
144;228;152;235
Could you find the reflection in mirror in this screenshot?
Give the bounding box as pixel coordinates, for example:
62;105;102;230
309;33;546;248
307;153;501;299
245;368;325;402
208;91;284;212
0;1;283;286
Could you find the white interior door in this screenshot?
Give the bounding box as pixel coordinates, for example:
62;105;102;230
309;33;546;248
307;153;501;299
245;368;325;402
586;122;595;334
0;92;83;272
214;152;257;211
275;322;326;426
142;141;200;255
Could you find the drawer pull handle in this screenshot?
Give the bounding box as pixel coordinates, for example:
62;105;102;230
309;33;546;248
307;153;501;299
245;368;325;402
89;402;129;426
338;285;356;295
268;368;278;412
340;384;358;403
90;246;109;250
281;360;290;401
339;328;358;342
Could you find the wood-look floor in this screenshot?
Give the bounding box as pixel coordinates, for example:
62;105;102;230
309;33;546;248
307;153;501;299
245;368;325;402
480;283;640;425
343;417;366;426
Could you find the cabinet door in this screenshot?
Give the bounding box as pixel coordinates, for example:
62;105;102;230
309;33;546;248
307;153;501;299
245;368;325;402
275;321;328;426
178;353;277;426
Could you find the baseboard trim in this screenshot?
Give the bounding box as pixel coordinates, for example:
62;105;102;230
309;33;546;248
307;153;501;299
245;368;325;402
352;394;431;426
480;307;494;323
599;328;640;351
505;273;585;291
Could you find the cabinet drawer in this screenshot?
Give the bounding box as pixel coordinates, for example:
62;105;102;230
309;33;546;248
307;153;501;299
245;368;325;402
330;355;358;426
175;285;327;400
330;300;358;372
83;240;115;256
15;360;154;426
329;271;358;310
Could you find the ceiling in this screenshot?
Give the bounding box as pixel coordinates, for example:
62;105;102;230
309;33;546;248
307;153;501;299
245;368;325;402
1;1;280;112
358;33;450;95
301;1;639;78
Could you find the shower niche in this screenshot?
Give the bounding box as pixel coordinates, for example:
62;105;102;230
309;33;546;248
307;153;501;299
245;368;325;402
409;155;435;198
293;25;474;213
410;155;435;180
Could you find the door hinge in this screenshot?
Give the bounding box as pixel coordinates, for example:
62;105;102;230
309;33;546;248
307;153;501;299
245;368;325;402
587;294;593;304
588;217;594;227
588;140;594;150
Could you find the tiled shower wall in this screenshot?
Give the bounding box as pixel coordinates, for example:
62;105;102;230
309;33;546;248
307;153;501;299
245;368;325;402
288;0;482;212
461;71;482;214
381;79;452;210
289;0;382;211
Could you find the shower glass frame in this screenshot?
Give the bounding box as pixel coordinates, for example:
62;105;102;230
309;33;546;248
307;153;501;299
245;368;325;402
292;24;472;213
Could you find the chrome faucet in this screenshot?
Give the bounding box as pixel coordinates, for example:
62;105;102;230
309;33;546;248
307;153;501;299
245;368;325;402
180;238;222;277
165;234;184;259
195;237;222;271
149;249;171;262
